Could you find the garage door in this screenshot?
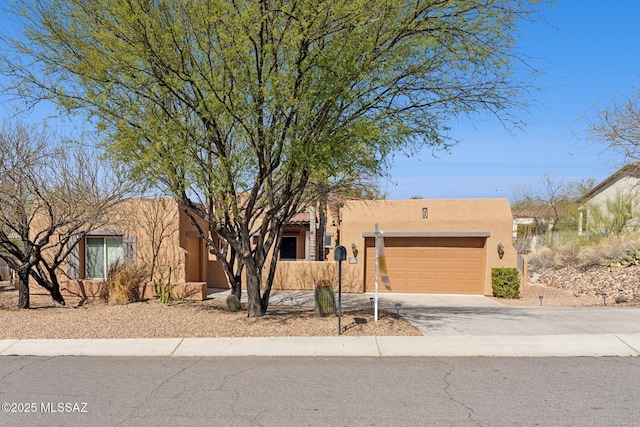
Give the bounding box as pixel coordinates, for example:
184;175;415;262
364;236;486;294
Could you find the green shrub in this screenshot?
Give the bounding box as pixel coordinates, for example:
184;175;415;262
226;294;241;312
492;268;521;299
315;280;336;317
615;295;628;304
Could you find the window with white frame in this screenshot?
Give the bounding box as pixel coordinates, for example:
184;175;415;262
85;236;124;279
324;232;334;248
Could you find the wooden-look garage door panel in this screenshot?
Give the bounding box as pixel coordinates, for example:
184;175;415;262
364;237;485;294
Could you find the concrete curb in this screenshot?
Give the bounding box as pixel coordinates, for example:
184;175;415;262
376;334;640;357
174;337;381;357
1;334;639;357
0;338;183;357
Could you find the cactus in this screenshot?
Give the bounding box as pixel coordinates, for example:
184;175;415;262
153;267;173;305
226;294;242;312
315;280;336;317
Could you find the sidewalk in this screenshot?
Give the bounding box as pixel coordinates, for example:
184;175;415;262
1;334;640;357
2;291;640;357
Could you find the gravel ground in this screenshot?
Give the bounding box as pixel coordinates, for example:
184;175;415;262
492;262;640;307
489;283;604;307
0;284;420;339
3;262;638;340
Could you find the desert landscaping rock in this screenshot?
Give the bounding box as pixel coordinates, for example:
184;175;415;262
0;286;420;339
490;262;640;307
4;260;640;341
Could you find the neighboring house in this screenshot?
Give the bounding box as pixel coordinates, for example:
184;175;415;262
33;197;518;300
576;162;640;235
511;208;555;253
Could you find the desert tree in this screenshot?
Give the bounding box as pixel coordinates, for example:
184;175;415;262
584;190;640;238
586;90;640;160
512;175;595;234
1;0;545;316
0;121;130;308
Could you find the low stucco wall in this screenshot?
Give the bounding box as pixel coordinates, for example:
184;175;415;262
270;261;361;292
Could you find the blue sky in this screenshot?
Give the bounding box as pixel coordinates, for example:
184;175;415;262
1;1;639;201
382;1;640;200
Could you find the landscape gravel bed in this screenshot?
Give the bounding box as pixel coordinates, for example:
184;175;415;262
0;288;420;339
4;262;640;341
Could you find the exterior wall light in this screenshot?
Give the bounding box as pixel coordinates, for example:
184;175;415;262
351;242;358;258
497;243;505;259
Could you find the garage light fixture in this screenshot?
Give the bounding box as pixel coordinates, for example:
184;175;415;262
497;243;504;259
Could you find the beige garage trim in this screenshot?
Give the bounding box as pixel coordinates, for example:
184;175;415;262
364;235;487;294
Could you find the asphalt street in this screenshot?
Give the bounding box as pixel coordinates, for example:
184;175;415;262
1;356;639;426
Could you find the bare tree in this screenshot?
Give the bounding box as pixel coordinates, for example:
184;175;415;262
513;175;595;234
587;92;640;160
0;121;130;308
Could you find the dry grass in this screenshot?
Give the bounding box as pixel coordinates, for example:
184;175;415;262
528;233;640;270
107;261;147;305
0;285;421;339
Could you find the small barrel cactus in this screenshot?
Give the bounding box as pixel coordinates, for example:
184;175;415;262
226;294;242;312
315;280;336;317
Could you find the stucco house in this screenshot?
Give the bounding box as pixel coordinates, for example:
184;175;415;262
39;198;213;301
298;198;518;295
576;162;640;235
36;197;518;301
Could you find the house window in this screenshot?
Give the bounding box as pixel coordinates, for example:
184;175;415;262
324;232;334;248
86;236;124;279
279;236;298;261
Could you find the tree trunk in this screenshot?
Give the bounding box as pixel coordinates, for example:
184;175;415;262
18;269;30;309
245;263;264;318
232;275;242;301
46;266;66;306
47;275;66;306
32;264;67;306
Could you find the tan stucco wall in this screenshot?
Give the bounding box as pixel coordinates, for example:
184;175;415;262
124;198;185;284
36;197;517;298
271;261;360;292
178;208;230;289
321;198;517;295
30;198;215;299
47;198;189;289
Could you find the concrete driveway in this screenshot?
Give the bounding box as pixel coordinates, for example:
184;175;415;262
264;290;640;337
